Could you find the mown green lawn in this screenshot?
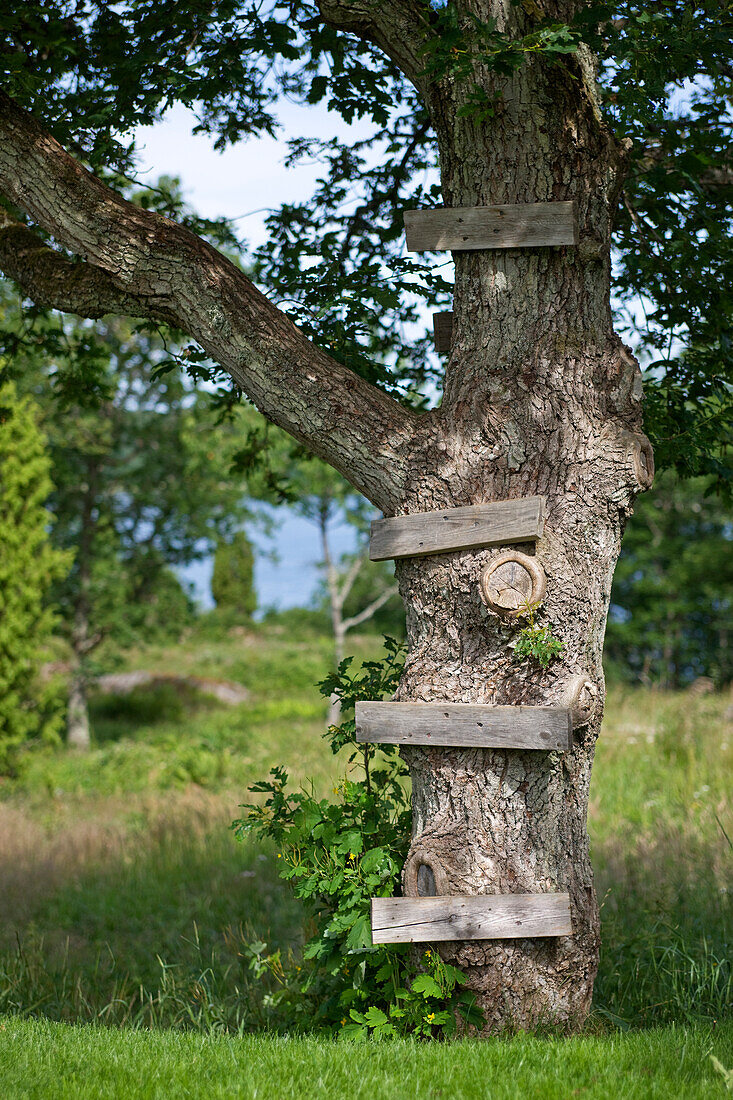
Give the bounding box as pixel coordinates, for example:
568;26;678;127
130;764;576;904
0;623;730;1087
1;1016;731;1099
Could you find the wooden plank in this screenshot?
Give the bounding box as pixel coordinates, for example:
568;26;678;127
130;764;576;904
371;894;572;944
404;201;578;252
355;701;572;751
432;310;453;353
369;497;545;562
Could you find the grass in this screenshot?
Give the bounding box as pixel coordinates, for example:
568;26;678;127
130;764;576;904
0;623;730;1051
0;1016;732;1099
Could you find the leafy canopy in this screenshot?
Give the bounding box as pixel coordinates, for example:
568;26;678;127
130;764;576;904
0;1;731;483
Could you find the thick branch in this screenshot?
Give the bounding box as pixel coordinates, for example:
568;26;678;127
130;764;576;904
0;210;176;323
0;91;417;512
317;0;434;92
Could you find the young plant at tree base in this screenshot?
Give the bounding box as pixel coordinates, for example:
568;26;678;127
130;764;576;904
232;639;483;1038
512;601;565;669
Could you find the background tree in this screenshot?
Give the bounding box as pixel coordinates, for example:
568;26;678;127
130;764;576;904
0;380;69;774
0;0;731;1031
4;300;251;747
605;473;733;689
212;530;257;622
236;431;401;720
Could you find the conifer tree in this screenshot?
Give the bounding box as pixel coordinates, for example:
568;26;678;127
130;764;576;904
0;381;68;773
212;530;257;621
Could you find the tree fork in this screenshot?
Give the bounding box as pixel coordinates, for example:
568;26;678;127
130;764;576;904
0;91;418;514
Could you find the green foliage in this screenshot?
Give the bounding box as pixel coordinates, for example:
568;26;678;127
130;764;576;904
2;301;249;665
340;951;481;1040
0;381;69;774
606;472;733;687
511;602;564;669
419;5;582;121
1;1;731;482
211;531;256;621
232;638;483;1037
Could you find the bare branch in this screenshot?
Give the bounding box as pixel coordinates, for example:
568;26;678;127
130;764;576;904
342;584;399;632
0;91;419;512
337;547;369;606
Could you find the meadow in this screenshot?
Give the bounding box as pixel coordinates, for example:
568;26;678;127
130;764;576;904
0;622;731;1095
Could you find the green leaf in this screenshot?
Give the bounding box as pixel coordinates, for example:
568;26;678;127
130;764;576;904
411;974;443;999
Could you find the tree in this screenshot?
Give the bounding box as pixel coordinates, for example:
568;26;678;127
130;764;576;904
4;304;250;748
228;412;401;717
299;468;396;726
212;530;257;621
0;0;730;1031
0;381;69;773
263;454;400;721
605;473;733;688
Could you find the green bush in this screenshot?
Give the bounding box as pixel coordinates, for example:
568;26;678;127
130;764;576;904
212;531;256;621
0;382;70;774
233;638;484;1038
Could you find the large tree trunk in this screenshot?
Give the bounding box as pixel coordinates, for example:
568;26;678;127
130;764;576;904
386;27;649;1032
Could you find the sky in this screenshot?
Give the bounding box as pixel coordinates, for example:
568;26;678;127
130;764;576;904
133;102;371;611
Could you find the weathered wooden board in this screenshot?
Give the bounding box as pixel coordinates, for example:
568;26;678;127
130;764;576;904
371;893;572;944
432;310;453;353
404;201;578;252
355;701;572;751
369;497;545;562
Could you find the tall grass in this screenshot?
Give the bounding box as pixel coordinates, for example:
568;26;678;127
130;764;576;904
591;687;731;1027
0;627;730;1033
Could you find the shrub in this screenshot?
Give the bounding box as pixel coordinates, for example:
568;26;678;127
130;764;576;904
232;638;483;1037
0;382;70;774
212;531;256;621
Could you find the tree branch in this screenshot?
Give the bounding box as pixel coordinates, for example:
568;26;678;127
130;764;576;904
0;91;418;512
317;0;434;92
342;584;399;632
0;209;177;323
337;548;368;606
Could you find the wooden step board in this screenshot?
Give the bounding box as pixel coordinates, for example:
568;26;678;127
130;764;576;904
432;310;453;353
369;497;545;562
355;701;572;751
371;894;572;944
404;201;578;252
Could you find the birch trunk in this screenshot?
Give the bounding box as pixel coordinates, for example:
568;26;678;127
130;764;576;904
0;2;650;1033
67;454;98;750
67;665;91;750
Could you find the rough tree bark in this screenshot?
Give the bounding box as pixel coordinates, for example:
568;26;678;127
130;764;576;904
0;0;652;1032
